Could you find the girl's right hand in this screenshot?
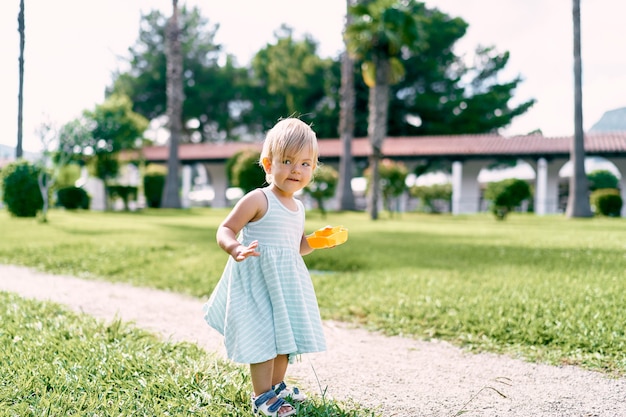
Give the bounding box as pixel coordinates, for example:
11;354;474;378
232;240;260;261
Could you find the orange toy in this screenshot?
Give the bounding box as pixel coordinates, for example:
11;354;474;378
306;225;348;249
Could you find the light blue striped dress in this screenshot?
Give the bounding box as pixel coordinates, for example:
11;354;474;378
203;187;326;364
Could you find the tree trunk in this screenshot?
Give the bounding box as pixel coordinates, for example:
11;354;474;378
16;0;25;159
37;172;52;223
565;0;592;218
367;56;391;220
161;0;183;209
337;0;356;211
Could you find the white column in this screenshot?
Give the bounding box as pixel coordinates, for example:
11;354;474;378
181;164;192;208
452;160;483;215
547;159;569;214
452;161;462;215
205;163;228;208
535;158;548;216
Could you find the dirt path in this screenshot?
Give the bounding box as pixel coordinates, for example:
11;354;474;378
1;264;624;416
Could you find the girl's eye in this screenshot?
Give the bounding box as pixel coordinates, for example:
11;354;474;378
302;162;310;167
283;160;291;165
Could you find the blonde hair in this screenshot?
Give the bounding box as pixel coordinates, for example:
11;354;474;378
259;118;319;184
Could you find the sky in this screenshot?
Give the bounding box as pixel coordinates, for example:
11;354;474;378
1;0;625;153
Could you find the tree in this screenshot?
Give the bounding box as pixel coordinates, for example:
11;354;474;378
587;169;619;191
109;4;533;144
247;25;339;136
304;165;339;217
108;6;242;142
345;0;425;219
16;0;25;159
345;6;535;138
161;0;183;209
410;183;452;213
85;95;149;181
565;0;592;218
58;95;148;209
372;158;408;215
336;0;357;211
391;44;535;135
34;120;72;222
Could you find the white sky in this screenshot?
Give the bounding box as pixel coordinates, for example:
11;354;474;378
1;0;625;152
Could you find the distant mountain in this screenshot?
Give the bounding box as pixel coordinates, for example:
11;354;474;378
590;107;626;132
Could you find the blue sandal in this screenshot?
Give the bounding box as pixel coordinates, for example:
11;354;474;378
273;381;307;402
252;389;296;417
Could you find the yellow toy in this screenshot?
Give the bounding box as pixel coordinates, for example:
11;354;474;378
306;225;348;249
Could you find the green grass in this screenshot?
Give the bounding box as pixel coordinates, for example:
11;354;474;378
1;208;625;377
0;292;374;416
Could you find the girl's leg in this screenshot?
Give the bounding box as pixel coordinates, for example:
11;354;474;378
271;354;289;386
250;359;275;396
251;358;295;415
271;355;307;402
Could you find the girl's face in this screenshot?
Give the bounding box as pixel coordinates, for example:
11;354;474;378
263;146;316;197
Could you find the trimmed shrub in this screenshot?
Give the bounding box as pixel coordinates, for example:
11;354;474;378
143;164;166;208
484;178;532;220
57;186;90;210
1;160;44;217
108;185;138;211
229;149;266;193
590;188;622;217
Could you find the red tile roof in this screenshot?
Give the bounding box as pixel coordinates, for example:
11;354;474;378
123;132;626;163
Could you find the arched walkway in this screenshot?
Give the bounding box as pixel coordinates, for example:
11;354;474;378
123;132;626;216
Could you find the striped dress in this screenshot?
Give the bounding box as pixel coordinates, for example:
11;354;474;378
203;187;326;364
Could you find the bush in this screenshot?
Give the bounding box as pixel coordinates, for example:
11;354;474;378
590;188;622;217
143;164;166;208
484;178;532;220
57;186;90;209
0;160;44;217
108;185;138;211
229;149;266;193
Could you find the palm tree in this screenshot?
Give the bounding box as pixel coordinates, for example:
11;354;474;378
16;0;25;159
337;0;356;211
565;0;592;217
345;0;423;219
161;0;183;209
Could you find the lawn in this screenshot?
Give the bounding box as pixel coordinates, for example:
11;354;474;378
0;291;372;416
1;208;625;376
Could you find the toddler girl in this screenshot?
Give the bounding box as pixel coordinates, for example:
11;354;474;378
204;118;329;416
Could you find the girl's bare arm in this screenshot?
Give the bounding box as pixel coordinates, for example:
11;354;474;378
300;233;314;256
216;189;266;261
